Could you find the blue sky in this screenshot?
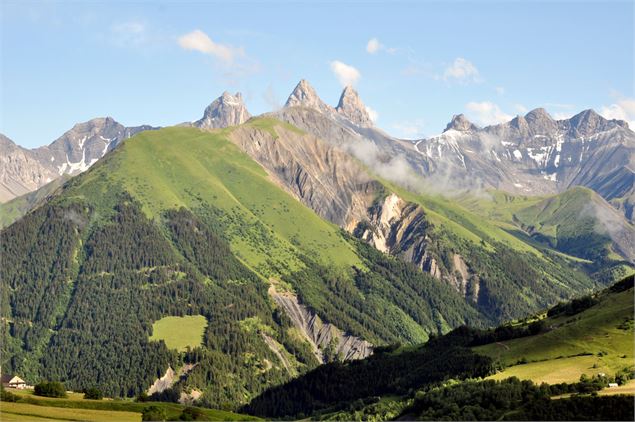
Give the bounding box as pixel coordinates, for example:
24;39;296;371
2;0;634;148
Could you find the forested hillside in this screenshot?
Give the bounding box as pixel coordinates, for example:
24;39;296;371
0;124;627;409
245;276;635;420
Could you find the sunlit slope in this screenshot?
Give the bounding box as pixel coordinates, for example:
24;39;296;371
475;277;635;383
64;126;362;276
457;187;635;267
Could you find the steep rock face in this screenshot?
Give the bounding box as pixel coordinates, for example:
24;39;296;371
194;92;251;129
269;284;372;362
1;118;155;202
33;117;155;176
355;194;445;278
285;80;335;115
336;86;373;127
229;124;381;227
0;134;57;202
444;114;478;132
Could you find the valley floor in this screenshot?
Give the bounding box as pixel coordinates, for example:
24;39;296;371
0;390;258;422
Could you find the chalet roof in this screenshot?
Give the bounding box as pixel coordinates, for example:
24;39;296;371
1;374;25;384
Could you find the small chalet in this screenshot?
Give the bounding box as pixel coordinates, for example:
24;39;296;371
1;374;28;389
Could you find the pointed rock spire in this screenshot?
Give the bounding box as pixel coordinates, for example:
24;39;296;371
444;114;478;132
284;79;334;115
335;86;373;127
195;92;251;129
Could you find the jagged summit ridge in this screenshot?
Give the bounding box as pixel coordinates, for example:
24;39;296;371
284;79;334;115
444;114;478;132
336;86;373;127
195;91;251;129
284;80;374;127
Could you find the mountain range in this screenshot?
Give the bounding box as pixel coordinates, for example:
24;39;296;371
1;79;634;412
3;80;633;223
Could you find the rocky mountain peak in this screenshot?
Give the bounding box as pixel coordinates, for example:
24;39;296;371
284;79;334;115
525;108;552;123
524;108;557;134
336;85;373;127
444;114;478;132
565;109;631;137
195;92;251;129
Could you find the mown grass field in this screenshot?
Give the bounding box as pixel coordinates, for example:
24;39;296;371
0;401;140;422
1;389;259;421
476;286;635;384
149;315;208;352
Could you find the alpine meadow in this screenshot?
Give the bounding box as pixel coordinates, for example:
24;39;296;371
1;1;634;421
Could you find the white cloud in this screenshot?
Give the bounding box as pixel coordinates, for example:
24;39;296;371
465;101;513;126
366;38;382;54
443;57;481;84
599;97;635;128
495;86;505;95
392;119;426;139
365;106;379;123
178;29;243;64
330;60;361;87
366;37;396;54
514;104;528;113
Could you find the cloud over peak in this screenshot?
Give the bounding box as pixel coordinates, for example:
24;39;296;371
465;101;512;125
330;60;361;87
178;29;243;64
599;97;635;128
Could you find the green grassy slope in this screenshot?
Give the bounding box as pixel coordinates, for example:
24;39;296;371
0;176;69;229
458;187;635;269
68;126;361;276
475;277;635;383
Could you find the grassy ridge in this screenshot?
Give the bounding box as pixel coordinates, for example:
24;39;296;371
66;126;361;279
475;280;635;383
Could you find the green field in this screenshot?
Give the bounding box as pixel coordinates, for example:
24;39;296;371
1;389;258;421
149;315;208;352
0;401;140;422
476;284;635;383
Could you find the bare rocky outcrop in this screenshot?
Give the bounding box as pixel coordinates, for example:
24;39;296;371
354;193;441;273
194;92;251;129
285;80;335;116
269;284;372;362
147;364;196;395
1;118;156;202
179;389;202;405
444;114;478;133
0;134;57;202
147;367;177;395
229;124;380;227
336;86;373;127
